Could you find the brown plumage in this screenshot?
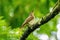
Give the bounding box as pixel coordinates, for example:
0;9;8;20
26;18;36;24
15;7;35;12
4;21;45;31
21;11;34;28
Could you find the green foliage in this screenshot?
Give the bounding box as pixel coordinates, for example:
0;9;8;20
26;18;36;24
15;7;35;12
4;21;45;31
27;33;39;40
0;0;58;40
0;16;20;40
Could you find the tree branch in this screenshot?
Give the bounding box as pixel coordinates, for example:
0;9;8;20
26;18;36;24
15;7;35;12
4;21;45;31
20;1;60;40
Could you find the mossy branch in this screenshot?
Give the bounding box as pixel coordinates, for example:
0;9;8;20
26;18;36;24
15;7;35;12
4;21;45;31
20;1;60;40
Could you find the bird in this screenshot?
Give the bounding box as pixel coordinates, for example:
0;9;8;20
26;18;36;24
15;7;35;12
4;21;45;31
20;11;35;30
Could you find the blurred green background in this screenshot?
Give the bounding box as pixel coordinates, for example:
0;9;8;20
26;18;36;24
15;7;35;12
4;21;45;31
1;0;60;40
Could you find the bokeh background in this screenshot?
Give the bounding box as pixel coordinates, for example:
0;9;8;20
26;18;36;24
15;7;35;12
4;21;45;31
0;0;60;40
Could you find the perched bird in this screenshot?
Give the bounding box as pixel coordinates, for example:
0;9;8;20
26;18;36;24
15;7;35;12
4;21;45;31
20;11;35;30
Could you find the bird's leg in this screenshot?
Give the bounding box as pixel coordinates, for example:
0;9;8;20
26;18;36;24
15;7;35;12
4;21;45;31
26;24;30;28
26;24;33;29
